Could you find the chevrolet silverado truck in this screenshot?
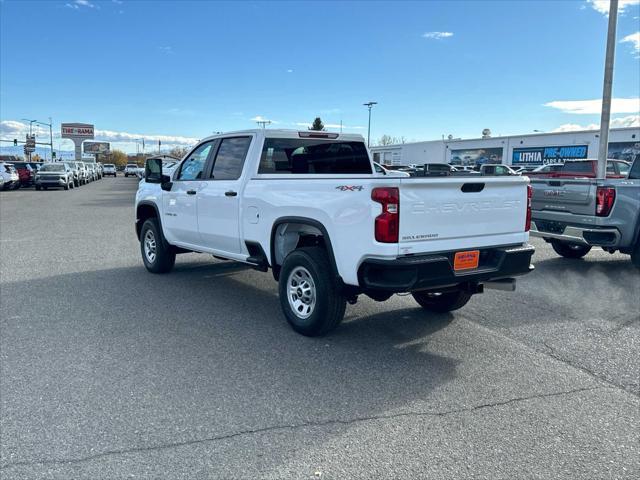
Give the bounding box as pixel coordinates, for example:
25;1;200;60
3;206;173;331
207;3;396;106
135;129;534;336
530;156;640;267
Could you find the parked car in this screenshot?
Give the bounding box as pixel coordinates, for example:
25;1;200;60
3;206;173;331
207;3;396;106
0;162;20;190
124;164;139;177
480;164;519;176
10;161;36;187
35;162;75;190
64;161;81;187
74;161;87;185
103;164;117;177
373;162;411;177
528;159;629;179
530;156;640;267
524;163;564;177
85;163;97;181
136;129;534;336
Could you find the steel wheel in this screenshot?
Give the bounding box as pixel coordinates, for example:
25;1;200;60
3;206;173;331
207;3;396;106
143;229;157;263
287;266;316;319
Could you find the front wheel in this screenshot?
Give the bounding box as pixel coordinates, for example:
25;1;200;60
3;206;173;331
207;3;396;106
278;247;346;336
412;289;472;313
550;240;591;259
140;218;175;273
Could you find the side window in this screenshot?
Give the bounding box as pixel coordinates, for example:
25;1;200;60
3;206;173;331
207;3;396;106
617;162;630;175
211;137;251;180
177;142;214;181
606;162;616;174
628;160;640;179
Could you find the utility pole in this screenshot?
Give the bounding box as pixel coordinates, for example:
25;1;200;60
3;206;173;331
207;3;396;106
597;0;618;179
35;118;53;161
256;120;271;129
22;119;36;161
363;102;377;148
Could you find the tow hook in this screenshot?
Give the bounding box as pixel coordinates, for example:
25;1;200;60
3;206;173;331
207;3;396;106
484;278;517;292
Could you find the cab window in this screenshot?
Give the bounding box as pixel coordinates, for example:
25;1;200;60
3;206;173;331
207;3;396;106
177;142;214;181
210;137;252;180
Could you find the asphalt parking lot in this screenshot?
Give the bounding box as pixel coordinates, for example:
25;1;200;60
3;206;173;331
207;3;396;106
1;177;638;479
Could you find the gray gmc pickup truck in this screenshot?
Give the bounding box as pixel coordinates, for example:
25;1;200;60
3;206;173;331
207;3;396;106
530;157;640;267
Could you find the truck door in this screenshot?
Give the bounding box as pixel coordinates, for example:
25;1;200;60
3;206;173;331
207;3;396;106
197;136;253;254
162;141;216;246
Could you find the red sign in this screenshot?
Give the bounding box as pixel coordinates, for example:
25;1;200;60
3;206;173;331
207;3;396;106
61;123;94;138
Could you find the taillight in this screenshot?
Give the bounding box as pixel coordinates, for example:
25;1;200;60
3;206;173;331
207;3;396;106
525;184;532;232
372;187;399;243
596;186;615;217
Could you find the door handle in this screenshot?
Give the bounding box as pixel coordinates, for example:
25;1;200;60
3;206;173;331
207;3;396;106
225;191;238;197
186;190;197;195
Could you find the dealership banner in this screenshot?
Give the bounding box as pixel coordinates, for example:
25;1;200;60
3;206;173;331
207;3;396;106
450;147;503;166
512;145;588;165
83;141;110;154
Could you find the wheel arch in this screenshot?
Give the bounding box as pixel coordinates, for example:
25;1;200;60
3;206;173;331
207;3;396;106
136;201;162;240
269;216;341;283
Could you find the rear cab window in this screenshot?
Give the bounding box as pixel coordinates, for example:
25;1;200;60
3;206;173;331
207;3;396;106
259;137;372;174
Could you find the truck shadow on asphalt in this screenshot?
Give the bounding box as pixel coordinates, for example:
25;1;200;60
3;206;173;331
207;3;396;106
2;260;461;463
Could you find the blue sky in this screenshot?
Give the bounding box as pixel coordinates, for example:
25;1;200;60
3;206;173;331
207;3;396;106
1;0;639;153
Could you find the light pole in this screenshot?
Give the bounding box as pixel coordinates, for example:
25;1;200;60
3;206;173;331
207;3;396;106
256;120;271;129
21;119;37;161
597;0;618;179
35;118;53;161
363;102;377;147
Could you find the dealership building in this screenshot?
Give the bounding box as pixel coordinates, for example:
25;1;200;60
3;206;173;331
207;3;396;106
369;126;640;167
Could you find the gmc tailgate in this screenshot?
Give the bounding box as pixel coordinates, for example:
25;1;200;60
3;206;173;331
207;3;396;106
397;176;530;255
530;178;597;216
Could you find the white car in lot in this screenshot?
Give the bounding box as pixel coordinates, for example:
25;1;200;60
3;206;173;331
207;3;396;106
136;129;534;336
124;164;139;177
0;162;20;190
103;164;117;177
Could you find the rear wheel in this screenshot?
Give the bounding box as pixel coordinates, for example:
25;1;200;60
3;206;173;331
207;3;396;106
550;240;591;259
631;238;640;269
412;289;472;313
140;218;175;273
35;185;41;191
278;247;346;336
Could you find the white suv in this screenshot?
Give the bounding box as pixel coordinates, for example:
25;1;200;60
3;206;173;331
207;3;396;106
124;164;139;177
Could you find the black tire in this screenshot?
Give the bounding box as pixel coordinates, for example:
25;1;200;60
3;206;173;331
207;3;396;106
278;247;346;336
140;218;175;273
631;239;640;269
64;182;69;190
550;240;592;259
35;185;41;191
412;289;472;313
43;186;47;190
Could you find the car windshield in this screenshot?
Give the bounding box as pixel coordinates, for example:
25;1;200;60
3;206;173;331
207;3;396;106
40;164;65;172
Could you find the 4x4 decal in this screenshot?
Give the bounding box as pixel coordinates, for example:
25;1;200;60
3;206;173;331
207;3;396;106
335;185;363;191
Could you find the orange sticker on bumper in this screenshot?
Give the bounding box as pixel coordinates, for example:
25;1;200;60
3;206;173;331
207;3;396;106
454;250;480;271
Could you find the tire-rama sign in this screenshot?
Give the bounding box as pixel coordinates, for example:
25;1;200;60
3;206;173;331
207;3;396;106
512;145;588;165
61;123;94;138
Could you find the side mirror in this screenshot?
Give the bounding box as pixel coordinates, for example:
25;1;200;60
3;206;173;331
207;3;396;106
145;158;163;183
160;175;172;191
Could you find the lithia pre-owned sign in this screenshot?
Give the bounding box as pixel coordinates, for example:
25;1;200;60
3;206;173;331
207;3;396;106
512;145;588;165
61;123;94;161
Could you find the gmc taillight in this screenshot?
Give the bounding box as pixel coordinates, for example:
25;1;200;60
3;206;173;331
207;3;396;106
372;187;399;243
525;184;532;232
596;186;615;217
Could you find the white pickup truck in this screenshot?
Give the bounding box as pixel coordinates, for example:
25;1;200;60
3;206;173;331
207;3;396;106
136;129;534;336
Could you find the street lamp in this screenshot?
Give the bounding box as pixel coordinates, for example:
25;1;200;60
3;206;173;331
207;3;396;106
34;118;53;161
363;102;377;148
21;118;37;135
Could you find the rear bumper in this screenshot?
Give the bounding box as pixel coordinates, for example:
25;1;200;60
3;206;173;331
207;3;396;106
530;220;620;247
358;244;535;293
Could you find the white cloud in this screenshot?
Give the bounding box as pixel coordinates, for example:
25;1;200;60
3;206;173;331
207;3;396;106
621;31;640;53
0;120;198;150
552;114;640;132
66;0;97;9
250;115;278;124
587;0;640;15
422;31;453;40
544;97;640;114
158;46;173;55
287;69;293;73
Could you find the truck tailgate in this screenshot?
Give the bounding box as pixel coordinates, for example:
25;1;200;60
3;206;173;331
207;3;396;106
398;177;528;255
530;178;596;216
